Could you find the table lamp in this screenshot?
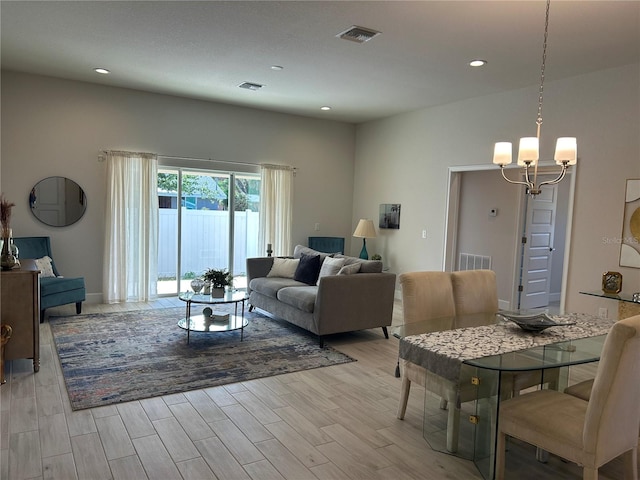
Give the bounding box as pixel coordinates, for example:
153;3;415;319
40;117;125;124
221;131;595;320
352;219;377;260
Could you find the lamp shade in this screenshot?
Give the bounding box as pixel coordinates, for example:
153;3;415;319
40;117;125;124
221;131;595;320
517;137;539;165
554;137;577;165
353;219;376;238
492;142;513;165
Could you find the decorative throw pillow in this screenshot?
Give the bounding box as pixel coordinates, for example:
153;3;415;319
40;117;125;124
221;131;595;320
337;263;361;275
293;253;321;285
316;257;346;285
267;257;300;278
293;245;333;264
35;256;56;278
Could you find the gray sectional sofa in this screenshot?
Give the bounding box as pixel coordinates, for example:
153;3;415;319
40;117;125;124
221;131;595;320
246;245;396;347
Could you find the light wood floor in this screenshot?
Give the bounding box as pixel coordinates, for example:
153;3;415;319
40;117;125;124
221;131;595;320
0;299;631;480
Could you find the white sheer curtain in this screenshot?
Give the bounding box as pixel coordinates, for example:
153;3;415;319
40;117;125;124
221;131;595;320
103;151;158;303
259;164;294;256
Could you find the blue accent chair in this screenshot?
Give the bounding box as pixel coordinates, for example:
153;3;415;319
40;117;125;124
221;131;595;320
308;236;345;254
13;236;86;322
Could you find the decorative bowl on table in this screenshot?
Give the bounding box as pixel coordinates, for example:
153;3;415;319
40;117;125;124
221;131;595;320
498;312;576;333
190;278;205;294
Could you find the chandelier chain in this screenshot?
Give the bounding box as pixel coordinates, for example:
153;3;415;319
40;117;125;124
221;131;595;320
536;0;551;129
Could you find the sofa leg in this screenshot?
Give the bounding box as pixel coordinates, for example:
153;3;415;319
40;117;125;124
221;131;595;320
40;310;46;324
319;336;324;348
382;326;389;339
76;302;82;314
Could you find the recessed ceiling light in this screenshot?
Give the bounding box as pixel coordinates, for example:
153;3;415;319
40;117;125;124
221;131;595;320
270;65;284;71
469;60;487;67
320;106;331;111
94;68;110;74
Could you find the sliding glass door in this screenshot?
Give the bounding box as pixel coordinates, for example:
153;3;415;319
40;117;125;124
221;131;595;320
157;168;260;295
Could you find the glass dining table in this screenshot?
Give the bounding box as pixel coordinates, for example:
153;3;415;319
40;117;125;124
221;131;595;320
393;312;612;480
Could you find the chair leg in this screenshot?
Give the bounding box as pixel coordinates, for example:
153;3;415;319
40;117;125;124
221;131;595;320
381;326;389;339
582;466;598;480
495;431;507;480
397;375;411;419
76;302;82;314
446;404;460;453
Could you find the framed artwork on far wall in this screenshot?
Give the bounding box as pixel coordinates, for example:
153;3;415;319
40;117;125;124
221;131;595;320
379;203;401;229
620;178;640;268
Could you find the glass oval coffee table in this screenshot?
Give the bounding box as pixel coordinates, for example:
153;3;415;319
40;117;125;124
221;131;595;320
178;290;249;344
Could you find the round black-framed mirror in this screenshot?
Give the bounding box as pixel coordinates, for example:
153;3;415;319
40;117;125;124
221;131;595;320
29;176;87;227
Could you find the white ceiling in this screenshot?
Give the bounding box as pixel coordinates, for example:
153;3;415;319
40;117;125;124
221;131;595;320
1;1;638;123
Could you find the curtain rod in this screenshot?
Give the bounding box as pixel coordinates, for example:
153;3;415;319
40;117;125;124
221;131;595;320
99;150;296;173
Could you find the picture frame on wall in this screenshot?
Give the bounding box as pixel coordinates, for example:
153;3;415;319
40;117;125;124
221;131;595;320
619;178;640;268
379;204;401;229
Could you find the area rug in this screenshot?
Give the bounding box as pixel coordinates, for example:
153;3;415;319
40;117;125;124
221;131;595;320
50;306;355;410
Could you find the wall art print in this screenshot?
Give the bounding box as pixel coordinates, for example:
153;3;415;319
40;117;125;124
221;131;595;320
619;178;640;268
379;203;401;229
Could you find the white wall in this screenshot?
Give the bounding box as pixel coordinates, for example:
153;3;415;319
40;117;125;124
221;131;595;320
3;65;639;318
1;71;356;302
354;63;640;318
455;169;521;306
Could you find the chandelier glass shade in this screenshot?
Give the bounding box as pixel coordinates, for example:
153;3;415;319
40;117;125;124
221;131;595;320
492;0;577;196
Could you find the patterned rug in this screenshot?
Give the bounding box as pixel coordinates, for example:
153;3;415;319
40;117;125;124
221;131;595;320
50;306;355;410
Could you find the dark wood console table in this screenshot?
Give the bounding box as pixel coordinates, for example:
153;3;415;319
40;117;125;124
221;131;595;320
1;259;40;373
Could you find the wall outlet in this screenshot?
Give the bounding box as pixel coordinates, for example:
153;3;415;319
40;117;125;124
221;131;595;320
422;229;427;239
598;307;608;319
314;223;320;231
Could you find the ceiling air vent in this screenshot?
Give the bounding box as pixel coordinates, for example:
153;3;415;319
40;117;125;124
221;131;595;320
238;82;264;91
336;25;380;44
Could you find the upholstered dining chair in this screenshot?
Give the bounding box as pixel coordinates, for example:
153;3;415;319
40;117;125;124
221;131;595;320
451;269;560;395
564;378;594;401
450;269;499;316
496;314;640;480
397;271;476;453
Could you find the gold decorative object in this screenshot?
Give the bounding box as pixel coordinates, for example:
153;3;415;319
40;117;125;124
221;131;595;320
602;271;623;295
1;324;12;384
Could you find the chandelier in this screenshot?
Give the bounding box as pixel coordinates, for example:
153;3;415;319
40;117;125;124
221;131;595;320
492;0;577;196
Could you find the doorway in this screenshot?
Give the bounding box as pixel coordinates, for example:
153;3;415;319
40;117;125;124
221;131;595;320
445;165;575;311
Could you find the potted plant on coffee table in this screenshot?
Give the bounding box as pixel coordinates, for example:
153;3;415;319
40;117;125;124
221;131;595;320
202;268;233;298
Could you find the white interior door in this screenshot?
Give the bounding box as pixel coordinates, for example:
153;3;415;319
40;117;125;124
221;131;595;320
32;176;65;225
519;184;557;310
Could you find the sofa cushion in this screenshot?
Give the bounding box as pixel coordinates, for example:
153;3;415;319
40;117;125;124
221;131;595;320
249;277;305;298
293;245;333;264
267;257;300;279
316;257;346;285
335;254;383;273
40;276;85;296
294;253;321;285
277;286;318;313
338;263;361;275
35;256;56;278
